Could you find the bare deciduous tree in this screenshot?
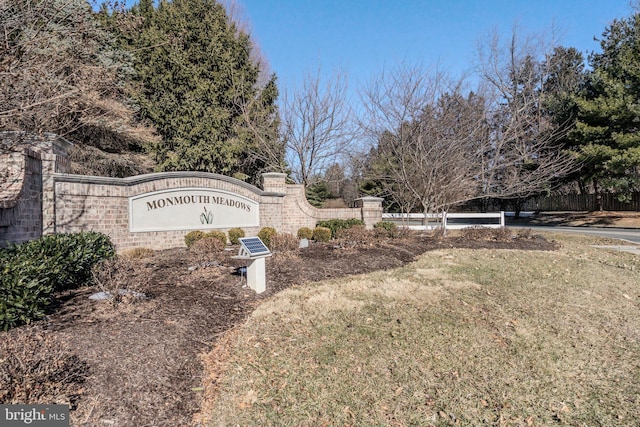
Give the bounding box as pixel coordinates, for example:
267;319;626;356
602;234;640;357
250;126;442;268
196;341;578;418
360;64;485;218
476;26;576;213
360;50;575;221
0;0;156;149
220;0;274;87
281;69;355;186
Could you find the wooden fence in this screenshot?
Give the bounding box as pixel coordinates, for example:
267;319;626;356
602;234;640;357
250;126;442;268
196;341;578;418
522;193;640;212
455;193;640;212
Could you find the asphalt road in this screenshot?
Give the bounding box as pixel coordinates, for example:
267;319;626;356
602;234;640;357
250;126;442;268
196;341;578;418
516;225;640;245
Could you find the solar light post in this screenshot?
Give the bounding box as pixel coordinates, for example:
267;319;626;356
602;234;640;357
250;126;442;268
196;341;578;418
233;237;272;294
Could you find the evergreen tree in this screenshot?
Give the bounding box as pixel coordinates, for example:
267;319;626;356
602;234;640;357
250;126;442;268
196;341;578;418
567;13;640;200
125;0;284;183
541;46;588;192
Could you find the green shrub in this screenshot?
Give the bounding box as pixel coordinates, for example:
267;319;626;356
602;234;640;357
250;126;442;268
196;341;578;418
0;231;115;330
184;230;206;248
257;227;277;249
316;218;365;238
374;221;398;238
228;227;245;244
0;274;52;331
312;226;332;243
297;227;314;240
205;230;228;247
1;231;115;292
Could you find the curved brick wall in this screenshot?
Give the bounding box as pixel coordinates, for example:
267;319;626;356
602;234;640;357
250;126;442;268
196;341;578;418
54;172;286;250
1;134;383;251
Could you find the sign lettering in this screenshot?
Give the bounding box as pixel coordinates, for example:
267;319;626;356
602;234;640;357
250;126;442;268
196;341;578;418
129;188;259;232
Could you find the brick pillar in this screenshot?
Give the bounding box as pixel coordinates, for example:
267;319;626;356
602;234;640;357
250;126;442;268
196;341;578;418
40;152;56;235
41;135;72;235
261;172;287;193
52;136;72;173
355;196;384;229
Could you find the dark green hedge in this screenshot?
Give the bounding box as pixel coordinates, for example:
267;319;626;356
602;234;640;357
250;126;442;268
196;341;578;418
0;232;115;330
315;219;365;239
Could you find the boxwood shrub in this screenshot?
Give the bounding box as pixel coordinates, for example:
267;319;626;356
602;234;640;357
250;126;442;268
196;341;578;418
184;230;206;248
227;227;245;245
257;227;277;249
312;226;332;243
316;218;365;239
297;227;314;240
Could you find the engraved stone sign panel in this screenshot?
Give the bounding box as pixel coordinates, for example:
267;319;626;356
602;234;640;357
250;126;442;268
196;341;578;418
129;188;259;232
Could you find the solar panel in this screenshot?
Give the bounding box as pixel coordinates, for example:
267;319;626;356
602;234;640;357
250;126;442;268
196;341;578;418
238;237;271;258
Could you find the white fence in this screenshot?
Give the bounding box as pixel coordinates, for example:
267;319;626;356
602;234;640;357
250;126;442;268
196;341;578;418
382;212;505;231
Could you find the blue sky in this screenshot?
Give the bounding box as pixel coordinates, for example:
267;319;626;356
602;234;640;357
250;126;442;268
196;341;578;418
237;0;635;94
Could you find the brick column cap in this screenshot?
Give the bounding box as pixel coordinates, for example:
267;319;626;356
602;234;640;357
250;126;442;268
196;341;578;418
355;196;384;202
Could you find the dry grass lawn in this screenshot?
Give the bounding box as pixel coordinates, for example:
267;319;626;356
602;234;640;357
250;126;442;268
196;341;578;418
202;232;640;426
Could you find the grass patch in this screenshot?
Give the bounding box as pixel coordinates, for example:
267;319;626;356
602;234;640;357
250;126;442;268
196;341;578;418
205;233;640;426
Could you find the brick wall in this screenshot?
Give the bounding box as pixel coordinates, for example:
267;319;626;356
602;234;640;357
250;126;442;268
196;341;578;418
263;173;384;233
1;135;383;251
52;172;383;250
1;132;73;247
0;149;43;247
53;172;279;250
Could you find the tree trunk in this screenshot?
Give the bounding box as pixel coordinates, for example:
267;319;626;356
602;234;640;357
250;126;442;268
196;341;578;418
512;197;523;219
441;208;448;237
593;178;602;211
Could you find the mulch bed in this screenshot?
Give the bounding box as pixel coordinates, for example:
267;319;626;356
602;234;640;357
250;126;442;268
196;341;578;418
0;231;557;426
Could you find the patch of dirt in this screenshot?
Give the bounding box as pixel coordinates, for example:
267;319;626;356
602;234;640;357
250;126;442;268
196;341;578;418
1;232;558;426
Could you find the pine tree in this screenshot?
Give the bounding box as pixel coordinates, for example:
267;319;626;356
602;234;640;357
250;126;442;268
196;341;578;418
567;13;640;199
126;0;284;183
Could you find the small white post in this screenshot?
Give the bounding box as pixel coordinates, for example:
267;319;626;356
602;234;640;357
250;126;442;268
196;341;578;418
234;237;271;294
246;257;266;294
499;211;505;227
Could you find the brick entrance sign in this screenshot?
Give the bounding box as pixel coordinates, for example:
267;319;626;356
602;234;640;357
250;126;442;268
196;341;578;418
1;133;383;250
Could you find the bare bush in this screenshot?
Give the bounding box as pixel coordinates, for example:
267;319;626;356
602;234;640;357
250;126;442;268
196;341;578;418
491;227;514;241
336;226;376;247
0;0;157;147
460;226;494;240
516;228;533;240
91;256;148;306
430;227;447;240
461;226;514;241
121;247;155;259
0;330;88;407
372;227;390;239
393;227;413;239
270;233;299;253
189;237;226;264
